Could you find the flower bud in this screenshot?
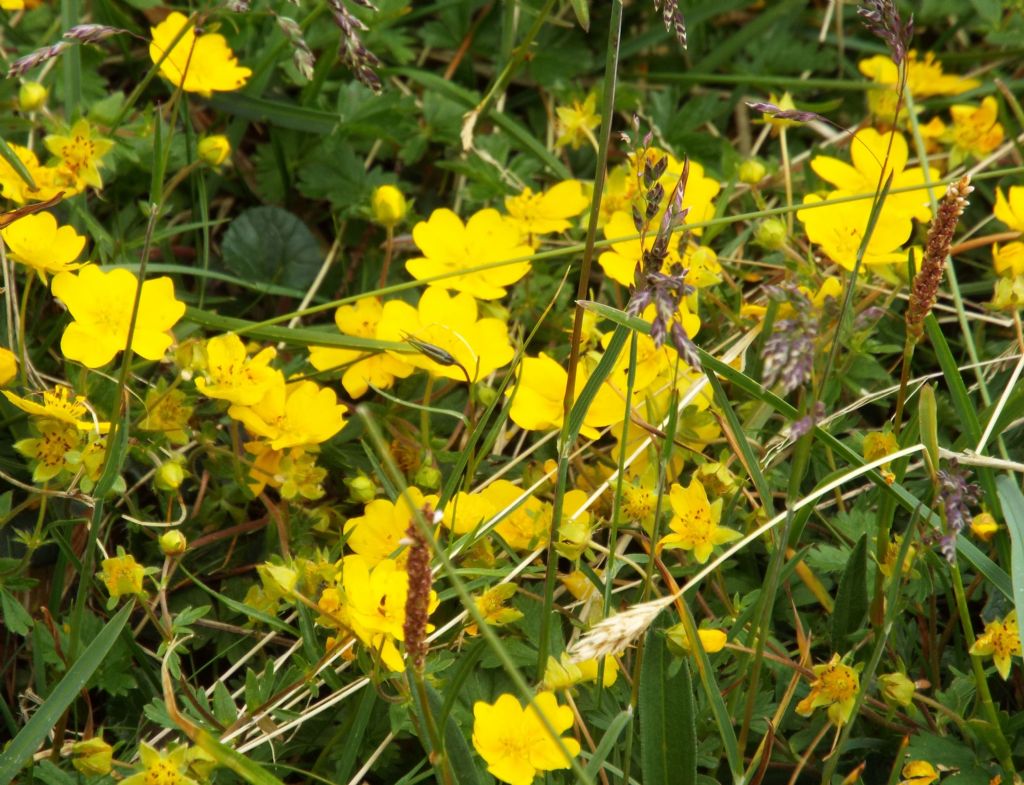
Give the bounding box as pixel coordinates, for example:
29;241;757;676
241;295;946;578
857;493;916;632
345;474;377;503
155;459;186;491
258;562;298;599
738;159;766;185
666;623;728;657
371;184;407;228
71;737;113;776
754;218;787;250
971;512;999;542
414;463;442;491
198;134;231;167
879;671;915;708
159;530;187;557
19;82;48;112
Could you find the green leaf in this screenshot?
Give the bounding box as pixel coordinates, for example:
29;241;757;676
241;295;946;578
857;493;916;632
412;682;483;785
584;708;632;781
640;623;696;785
566;325;627;441
568;0;590;31
997;476;1024;661
0;603;132;785
0;589;33;636
221;206;323;291
831;534;868;647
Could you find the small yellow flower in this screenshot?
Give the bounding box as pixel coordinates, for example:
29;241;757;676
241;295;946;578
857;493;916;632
900;760;940;785
378;287;515;383
1;211;86;279
481;480;552;551
471;583;524;632
52;265;185;368
761;92;800;133
795;653;861;726
860;50;980;126
100;550;145;599
798;194;912;270
555;93;600;150
658;476;741;564
472;692;581;785
149;12;252;97
970;512;1000;542
196;333;279;406
308;297;414;398
371;184;407;228
13;419;82;483
0;347;17;387
71;736;113;776
2;384;108;432
443;489;497;535
406;208;533;300
970;610;1021;679
44;119;114;191
542;652;617;690
197;134;231;167
120;743;198;785
921;96;1004;167
504;180;589;242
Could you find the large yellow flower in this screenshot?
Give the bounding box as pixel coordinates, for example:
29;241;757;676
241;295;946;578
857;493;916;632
149;12;252;97
504;180;589;242
344;488;437;565
195;333;279;406
52;265;185;368
44;119;114;191
308;297;414;398
480;479;552;551
797;194;912;270
995;185;1024;232
658;476;740;563
0;144;71;203
810;129;939;222
860;50;980;126
1;211;86;278
472;692;580;785
969;610;1021;680
0;348;16;387
229;375;348;450
378;287;514;383
406;208;533;299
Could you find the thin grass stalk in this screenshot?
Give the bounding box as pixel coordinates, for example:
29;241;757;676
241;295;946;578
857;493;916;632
538;0;625;679
357;410;597;785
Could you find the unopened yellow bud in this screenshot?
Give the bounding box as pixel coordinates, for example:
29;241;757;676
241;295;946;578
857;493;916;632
198;135;231;167
71;736;113;776
371;184;407;228
666;623;728;657
345;474;377;503
19;82;48;112
754;218;787;250
159;530;187;557
971;512;1000;542
414;463;442;491
879;671;915;707
155;460;186;491
738;159;766;185
259;562;298;599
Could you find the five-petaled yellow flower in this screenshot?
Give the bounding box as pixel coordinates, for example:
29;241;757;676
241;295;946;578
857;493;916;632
1;211;86;279
120;742;198;785
44;119;114;192
504;180;589;243
149;12;252;97
796;653;861;726
658;476;741;564
100;550;145;599
52;265;186;368
798;194;912;270
555;93;600;150
970;610;1021;680
472;691;581;785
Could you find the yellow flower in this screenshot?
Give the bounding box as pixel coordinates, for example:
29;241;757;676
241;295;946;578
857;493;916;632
631;151;721;236
229;375;348;450
344;488;437;565
555;93;600;150
100;550;145;599
542;652;618;690
995;185;1024;232
970;610;1021;679
308;297;414;398
860;51;980;125
2;384;109;432
0;144;66;204
504;180;589;242
139;384;193;444
555;489;593;560
0;348;17;387
44;119;114;191
472;692;581;785
196;333;279;406
666;623;728;655
14;420;82;483
1;0;25;10
599;210;685;287
810;129;939;222
149;12;252;97
970;512;1000;542
341;554;437;672
1;211;86;279
795;653;861;726
443;489;497;535
378;287;515;383
760;92;801;132
921;97;1004;168
197;134;231;167
120;743;198;785
900;760;940;785
658;476;740;563
371;184;407;228
798;194;912;270
52;265;185;368
71;736;114;776
407;208;533;299
481;479;552;551
507;352;623;440
472;583;524;631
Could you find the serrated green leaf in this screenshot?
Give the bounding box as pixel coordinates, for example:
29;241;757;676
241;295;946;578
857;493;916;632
831;534;868;647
